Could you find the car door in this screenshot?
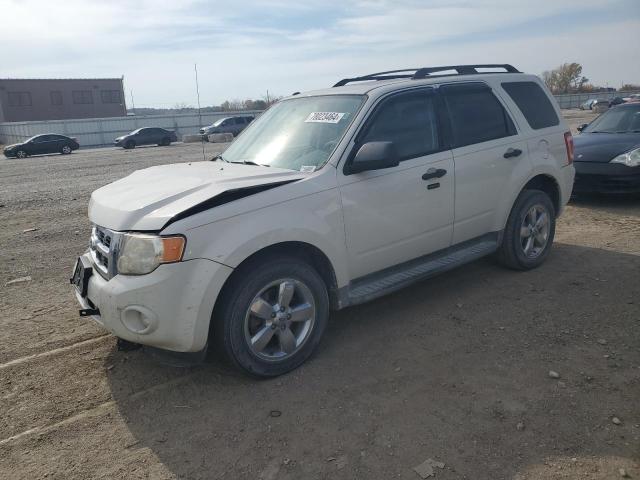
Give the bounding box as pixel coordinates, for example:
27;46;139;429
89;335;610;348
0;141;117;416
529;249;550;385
29;135;52;155
137;128;152;145
338;88;455;279
234;117;246;135
440;82;529;244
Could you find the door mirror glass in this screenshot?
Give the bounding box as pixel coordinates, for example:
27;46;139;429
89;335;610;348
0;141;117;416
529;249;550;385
577;123;588;132
347;141;399;174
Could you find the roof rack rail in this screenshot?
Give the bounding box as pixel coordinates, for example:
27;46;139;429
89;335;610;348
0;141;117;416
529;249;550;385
333;64;520;87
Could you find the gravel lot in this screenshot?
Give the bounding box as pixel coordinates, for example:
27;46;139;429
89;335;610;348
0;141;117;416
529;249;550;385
1;111;639;479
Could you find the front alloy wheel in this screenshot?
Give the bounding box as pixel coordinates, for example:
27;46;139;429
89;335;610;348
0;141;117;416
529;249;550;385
245;279;316;361
16;150;27;158
214;256;329;377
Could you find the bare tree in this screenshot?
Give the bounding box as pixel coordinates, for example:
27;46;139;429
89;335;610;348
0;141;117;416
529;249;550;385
541;63;588;94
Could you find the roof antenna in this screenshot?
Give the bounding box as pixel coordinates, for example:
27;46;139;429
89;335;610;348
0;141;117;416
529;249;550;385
194;63;205;162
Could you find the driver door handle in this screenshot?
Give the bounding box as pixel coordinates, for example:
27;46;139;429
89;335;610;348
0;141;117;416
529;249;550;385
503;148;522;159
422;168;447;181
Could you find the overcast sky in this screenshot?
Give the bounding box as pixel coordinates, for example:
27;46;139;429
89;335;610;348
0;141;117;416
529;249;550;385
2;0;639;108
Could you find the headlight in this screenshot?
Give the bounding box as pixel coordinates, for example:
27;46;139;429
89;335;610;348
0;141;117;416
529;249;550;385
611;147;640;167
117;233;185;275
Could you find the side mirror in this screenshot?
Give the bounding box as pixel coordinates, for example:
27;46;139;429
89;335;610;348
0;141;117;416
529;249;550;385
577;123;588;133
346;141;399;174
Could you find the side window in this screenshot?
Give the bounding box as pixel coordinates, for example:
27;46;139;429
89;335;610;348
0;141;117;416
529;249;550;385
442;83;516;148
501;81;559;130
234;117;244;125
358;90;440;161
33;135;50;143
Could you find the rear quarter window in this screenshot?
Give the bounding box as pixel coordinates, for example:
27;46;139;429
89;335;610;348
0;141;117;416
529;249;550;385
501;81;559;130
441;83;516;148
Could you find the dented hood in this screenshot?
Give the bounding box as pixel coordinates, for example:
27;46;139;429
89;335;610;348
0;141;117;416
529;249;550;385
89;161;305;231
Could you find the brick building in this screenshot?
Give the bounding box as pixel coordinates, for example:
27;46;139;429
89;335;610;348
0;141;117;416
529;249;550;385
0;78;126;122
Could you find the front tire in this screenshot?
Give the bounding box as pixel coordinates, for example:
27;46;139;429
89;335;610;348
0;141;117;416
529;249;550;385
16;150;27;159
124;140;136;149
213;256;329;377
496;189;556;270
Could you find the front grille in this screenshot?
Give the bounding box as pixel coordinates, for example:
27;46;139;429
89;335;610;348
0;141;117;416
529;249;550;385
90;225;120;279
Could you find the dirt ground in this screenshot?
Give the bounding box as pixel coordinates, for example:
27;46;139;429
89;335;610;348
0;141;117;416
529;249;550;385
1;112;639;480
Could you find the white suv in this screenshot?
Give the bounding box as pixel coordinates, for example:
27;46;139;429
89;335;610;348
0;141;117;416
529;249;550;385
71;64;575;377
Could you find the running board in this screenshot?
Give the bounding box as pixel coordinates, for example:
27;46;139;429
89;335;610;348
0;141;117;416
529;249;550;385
338;232;500;308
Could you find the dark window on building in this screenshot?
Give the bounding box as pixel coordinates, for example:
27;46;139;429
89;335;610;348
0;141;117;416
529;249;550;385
7;92;32;107
100;90;121;104
501;81;559;130
358;89;440;161
441;83;516;148
50;91;63;106
72;90;94;104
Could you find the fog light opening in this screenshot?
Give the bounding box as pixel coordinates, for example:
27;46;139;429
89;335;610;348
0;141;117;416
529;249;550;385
121;306;157;334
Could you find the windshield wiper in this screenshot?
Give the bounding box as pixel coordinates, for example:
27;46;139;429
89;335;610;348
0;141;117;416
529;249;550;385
589;131;614;134
211;154;228;162
229;160;269;167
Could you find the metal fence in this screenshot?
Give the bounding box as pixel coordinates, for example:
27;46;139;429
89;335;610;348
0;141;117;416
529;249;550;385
0;110;263;147
2;91;640;147
553;91;640;109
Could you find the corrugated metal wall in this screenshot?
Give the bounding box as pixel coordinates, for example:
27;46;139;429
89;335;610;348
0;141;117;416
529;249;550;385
0;110;263;147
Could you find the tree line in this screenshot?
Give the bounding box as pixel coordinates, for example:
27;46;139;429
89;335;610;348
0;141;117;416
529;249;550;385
542;62;639;94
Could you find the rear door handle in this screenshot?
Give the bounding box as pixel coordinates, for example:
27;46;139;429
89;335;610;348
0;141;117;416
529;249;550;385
503;148;522;159
422;168;447;181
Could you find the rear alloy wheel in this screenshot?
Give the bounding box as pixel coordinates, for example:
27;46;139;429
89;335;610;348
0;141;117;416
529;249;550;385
159;137;170;146
214;256;329;377
61;145;72;154
16;150;27;159
496;189;556;270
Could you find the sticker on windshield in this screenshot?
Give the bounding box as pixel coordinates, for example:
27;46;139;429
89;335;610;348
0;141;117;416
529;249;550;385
305;112;346;124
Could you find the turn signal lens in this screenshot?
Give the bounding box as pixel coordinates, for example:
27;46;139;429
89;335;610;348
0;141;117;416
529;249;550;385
161;236;186;263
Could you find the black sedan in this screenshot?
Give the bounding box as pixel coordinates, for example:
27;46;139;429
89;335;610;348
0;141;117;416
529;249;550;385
573;103;640;194
3;134;79;159
114;127;177;149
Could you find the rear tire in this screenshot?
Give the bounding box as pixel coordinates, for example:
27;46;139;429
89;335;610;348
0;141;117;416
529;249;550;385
124;140;136;149
159;137;170;146
61;145;72;154
213;255;329;377
496;189;556;270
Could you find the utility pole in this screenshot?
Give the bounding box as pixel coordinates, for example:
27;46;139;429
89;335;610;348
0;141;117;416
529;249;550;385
130;90;136;114
194;63;205;161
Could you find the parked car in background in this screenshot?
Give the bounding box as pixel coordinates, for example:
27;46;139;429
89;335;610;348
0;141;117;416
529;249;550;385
580;98;598;110
573;102;640;194
115;127;177;149
72;64;575;377
3;134;79;158
199;116;254;138
592;99;610;113
608;96;626;107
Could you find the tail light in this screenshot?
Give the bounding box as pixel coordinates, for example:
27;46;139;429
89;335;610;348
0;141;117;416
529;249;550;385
564;132;574;165
71;137;78;143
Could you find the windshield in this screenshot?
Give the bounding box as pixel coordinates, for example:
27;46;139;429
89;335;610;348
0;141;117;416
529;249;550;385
220;95;365;171
212;118;226;127
129;128;142;135
584;105;640;133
